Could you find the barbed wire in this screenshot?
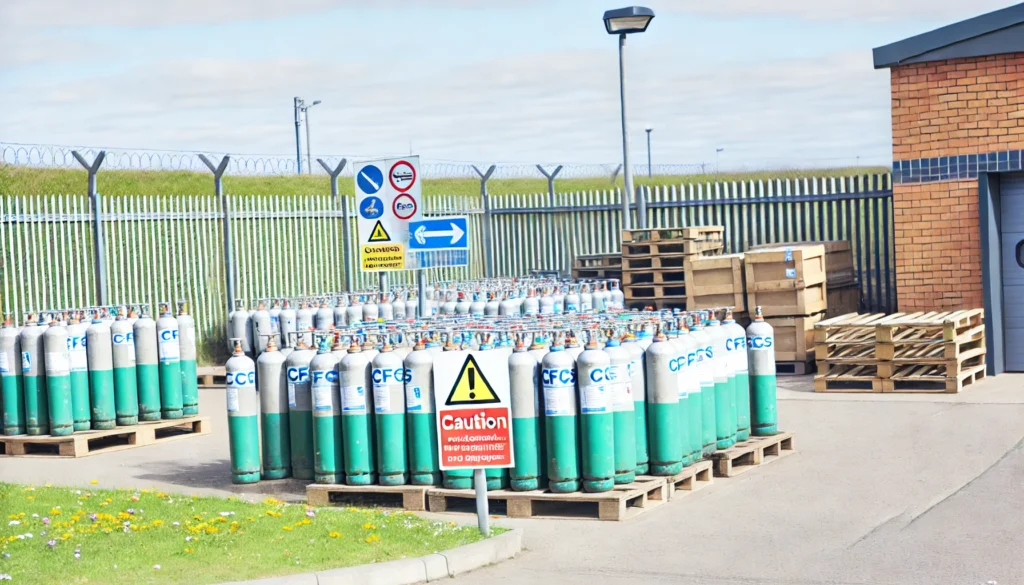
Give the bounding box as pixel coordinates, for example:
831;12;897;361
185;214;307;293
0;142;709;180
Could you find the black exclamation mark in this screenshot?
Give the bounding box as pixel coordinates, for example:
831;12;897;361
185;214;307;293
468;367;476;400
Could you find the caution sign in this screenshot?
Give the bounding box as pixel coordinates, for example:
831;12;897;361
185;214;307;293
361;244;405;271
434;350;514;470
368;221;391;242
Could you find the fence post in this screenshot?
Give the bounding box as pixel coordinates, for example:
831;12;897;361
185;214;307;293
536;165;562;273
472;165;496;278
637;185;648;229
317;158;350;291
610;164;622;185
71;151;107;305
199;155;233;316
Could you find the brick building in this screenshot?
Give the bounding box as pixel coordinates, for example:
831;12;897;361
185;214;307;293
873;4;1024;373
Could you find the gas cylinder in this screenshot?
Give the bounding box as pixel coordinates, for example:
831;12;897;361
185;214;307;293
156;303;183;420
372;342;408;486
110;313;138;426
523;289;539;316
297;301;316;346
723;309;750;440
622;332;648;474
539;289;554;315
593;284;609;312
636;327;653;351
470;292;486;316
67;313;91;431
44;321;73;436
690;317;716;458
404;339;439;485
565;333;584;361
645;330;682;475
177;301;199;417
441;341;474;489
310;338;343;484
134;312;162;422
285;340;316;480
604;334;635;485
258;337;291;480
86;318;116;430
454;292;471;315
379;293;395;322
269;300;282;341
528;335;549;365
19;317;49;435
707;314;737;449
609;282;625;311
393;294;407;321
552;287;565;314
477;340;509;490
345;298;362;327
279;300;298;348
580;285;593;313
340;340;375;485
669;328;694;465
315;299;334;331
253;301;273;356
363;297;380;323
425;335;443;356
509;339;543;491
228;300;253;355
747;307;776;437
497;292;515;316
1;315;25;435
226;339;260;484
541;335;580;493
484;293;500;316
565;286;581;313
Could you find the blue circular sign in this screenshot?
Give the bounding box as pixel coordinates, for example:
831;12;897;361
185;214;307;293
357;165;384;195
360;196;384;219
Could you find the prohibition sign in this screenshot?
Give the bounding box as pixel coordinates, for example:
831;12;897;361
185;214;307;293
393;194;417;220
389;160;417;192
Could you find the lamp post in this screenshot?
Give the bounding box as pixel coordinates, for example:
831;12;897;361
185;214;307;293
603;6;655;232
716;147;725;174
645;126;653;178
293;97;304;174
302;100;321;175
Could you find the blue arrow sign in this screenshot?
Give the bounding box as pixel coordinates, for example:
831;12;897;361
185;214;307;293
408;216;468;250
356;165;384;195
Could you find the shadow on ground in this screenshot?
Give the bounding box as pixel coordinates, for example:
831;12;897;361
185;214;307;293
134;458;309;501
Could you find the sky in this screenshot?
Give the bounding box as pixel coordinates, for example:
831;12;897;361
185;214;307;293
0;0;1016;171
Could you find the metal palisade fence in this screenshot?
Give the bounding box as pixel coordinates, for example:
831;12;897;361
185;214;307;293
0;173;893;361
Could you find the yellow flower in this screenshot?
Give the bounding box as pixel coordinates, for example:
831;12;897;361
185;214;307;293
264;497;281;506
193;515;204;521
60;533;71;541
105;498;112;503
362;523;376;530
70;515;80;522
300;518;311;526
204;526;219;534
25;496;35;502
156;492;168;498
91;480;99;485
184;547;195;554
141;489;152;494
294;521;303;527
152;520;164;527
216;517;227;524
329;531;343;539
364;534;380;544
282;526;293;532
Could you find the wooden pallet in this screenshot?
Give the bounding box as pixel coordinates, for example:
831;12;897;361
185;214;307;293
623;240;723;258
623;254;707;271
572;268;623;280
877;363;987;393
776;360;815;376
711;432;796;478
622;226;724;243
0;416;210;458
624;284;688;300
626;296;688;311
573;253;623;269
638;459;714;500
427;476;668;521
873;310;984;343
306;484;431;511
197;366;226;386
875;346;987;378
813;364;881;392
622;269;687;286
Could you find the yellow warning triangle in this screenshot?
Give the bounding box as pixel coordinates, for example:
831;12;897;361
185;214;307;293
445;354;500;406
368;220;391;242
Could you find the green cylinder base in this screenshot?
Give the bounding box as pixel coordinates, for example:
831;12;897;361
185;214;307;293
548;478;581;493
158;362;183;420
650;462;682;476
2;376;26;436
584;478;614;493
737;372;754;441
714;378;737;452
342;414;375;486
113;367;139;426
89;370;116;431
376;412;407;487
232;471;261;484
646;402;681;476
689;392;704;464
347;473;377;486
263;468;291;480
380;473;408;486
228;415;261;485
289;410;314;482
581;412;614;493
116;416;138;426
315;473;344;484
614;471;636;485
71;371;91;432
180;359;199;417
23;375;49;436
293;467;314;481
510;478;539;491
485;468;508;491
717;437;736;450
313;414;343;485
636;463;649;475
47;375;73;436
262;412;292;482
411;472;441;486
545;414;580;494
633;399;648;480
612;410;636;488
511;417;541;493
136;364;161;422
443;471;473;490
407;412;440;487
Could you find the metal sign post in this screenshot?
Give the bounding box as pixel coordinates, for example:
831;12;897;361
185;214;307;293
72;150;107;305
317;158;350;291
199;155;232;316
472;165;495;278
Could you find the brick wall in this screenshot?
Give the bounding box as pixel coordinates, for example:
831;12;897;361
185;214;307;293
890;53;1024;311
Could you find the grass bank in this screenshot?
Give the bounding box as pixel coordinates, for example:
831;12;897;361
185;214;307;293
0;482;490;585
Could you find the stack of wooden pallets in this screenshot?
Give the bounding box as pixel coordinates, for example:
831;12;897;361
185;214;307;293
620;226;724;310
813;310;987;393
571;253;622;281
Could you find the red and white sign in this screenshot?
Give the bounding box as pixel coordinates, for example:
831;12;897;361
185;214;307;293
389;160;417;192
434;351;514;470
392;193;418;220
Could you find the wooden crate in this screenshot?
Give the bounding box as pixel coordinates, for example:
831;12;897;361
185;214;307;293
685;253;746;312
744;245;828;317
711;432;796;478
747;283;826;317
0;417;210;458
750;240;855;287
765;313;824;362
427;476;668;521
306;484;431;511
826;283;861;318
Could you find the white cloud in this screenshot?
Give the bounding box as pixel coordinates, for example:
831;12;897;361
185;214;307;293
649;0;1013;22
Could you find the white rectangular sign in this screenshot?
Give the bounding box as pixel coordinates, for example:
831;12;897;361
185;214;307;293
354;156;422;272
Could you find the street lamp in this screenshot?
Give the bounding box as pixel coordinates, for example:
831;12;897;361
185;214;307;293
645;126;653;178
293;97;304;174
603;6;655;232
303;100;321;175
716;147;725;174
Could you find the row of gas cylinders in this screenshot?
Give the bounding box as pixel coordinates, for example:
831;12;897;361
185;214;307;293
0;303;199;437
228;281;624;356
224;307;777;492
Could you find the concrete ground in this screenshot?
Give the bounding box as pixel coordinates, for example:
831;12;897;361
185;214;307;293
2;374;1022;585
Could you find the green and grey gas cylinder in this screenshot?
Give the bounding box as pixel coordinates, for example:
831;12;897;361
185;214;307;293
1;315;25;435
156;304;183;420
747;307;777;436
723;310;748;445
110;313;139;425
279;300;297;349
226;340;260;484
477;338;509;490
177;302;199;417
604;335;636;485
541;336;581;493
645;331;682;476
315;299;334;331
440;341;473;489
19;317;48;435
228;300;254;356
67;315;91;431
706;315;737;450
622;332;648;474
404;339;440;486
340;341;376;486
285;340;316;480
311;338;344;484
44;321;73;437
509;339;542;491
258;337;291;480
86;318;116;430
669;329;694;466
576;335;614;493
134;311;162;422
690;319;716;458
372;342;408;486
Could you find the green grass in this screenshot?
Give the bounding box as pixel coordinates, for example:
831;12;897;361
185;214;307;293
0;164;888;198
0;482;492;585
